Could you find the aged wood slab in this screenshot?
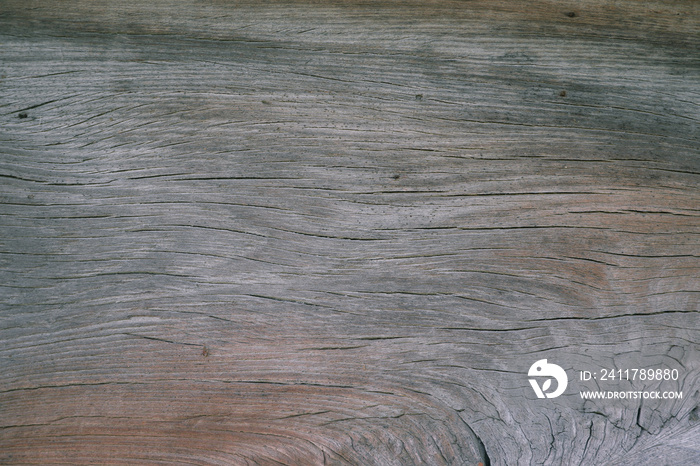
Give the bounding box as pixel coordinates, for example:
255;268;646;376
1;1;699;464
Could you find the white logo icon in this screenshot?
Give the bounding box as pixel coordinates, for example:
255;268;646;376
529;359;568;398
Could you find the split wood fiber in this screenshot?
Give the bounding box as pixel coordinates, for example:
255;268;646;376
1;1;698;464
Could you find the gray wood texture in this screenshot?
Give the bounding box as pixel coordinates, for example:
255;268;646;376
1;1;699;464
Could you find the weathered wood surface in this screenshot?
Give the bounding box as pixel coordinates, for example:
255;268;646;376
1;1;699;464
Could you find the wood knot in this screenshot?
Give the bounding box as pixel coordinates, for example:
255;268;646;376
690;406;700;422
565;11;577;18
18;112;28;119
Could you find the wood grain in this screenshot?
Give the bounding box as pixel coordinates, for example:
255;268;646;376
1;1;698;464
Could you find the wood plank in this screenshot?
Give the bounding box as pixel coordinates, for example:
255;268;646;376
1;1;698;464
